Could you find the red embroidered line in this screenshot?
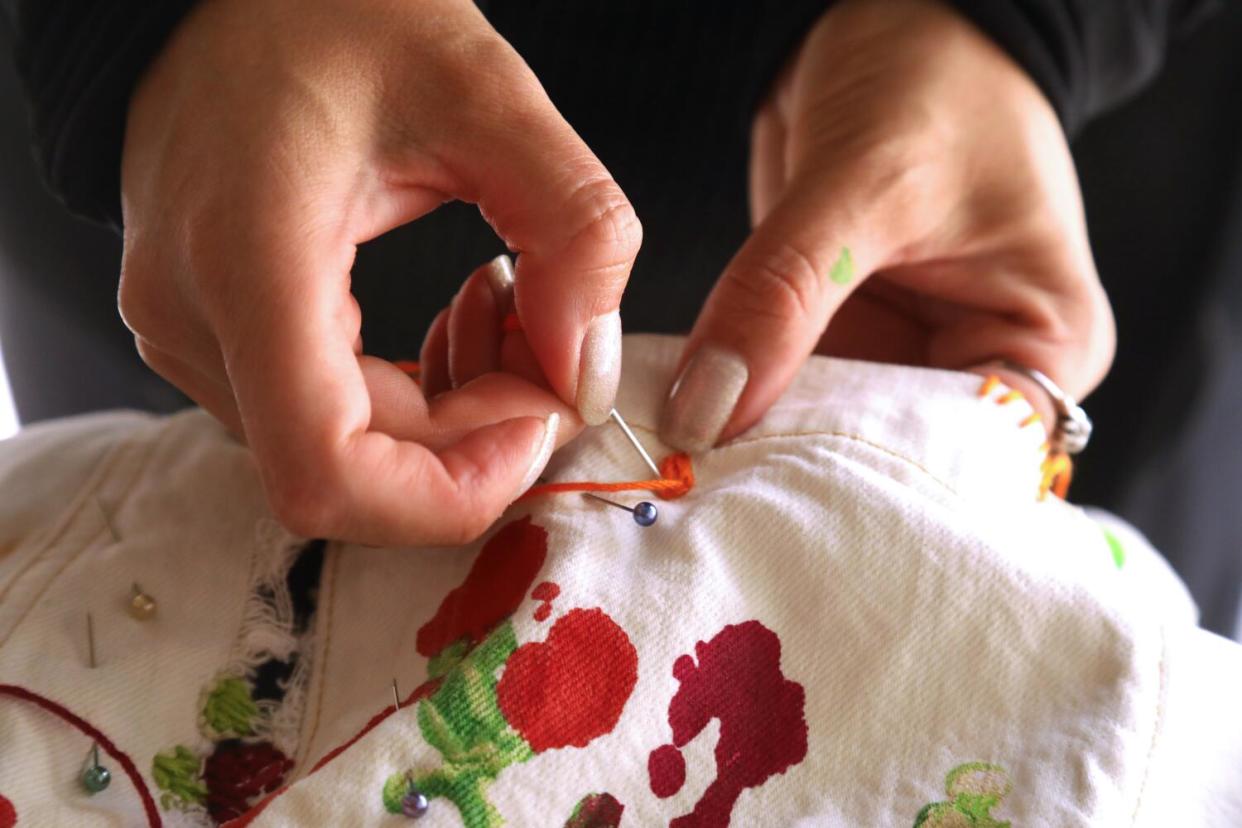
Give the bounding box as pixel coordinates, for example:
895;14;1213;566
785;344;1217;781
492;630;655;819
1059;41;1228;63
222;680;441;827
0;683;161;827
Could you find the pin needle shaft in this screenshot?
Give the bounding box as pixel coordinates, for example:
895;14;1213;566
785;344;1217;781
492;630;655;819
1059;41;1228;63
86;612;97;669
583;492;628;511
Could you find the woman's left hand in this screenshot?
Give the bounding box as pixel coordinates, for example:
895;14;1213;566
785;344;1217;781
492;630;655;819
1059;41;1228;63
659;0;1115;452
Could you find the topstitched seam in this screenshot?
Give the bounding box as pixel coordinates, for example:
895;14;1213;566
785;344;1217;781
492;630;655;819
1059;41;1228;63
0;419;166;651
294;541;342;771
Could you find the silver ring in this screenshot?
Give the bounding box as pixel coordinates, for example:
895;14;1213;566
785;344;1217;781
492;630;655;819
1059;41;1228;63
999;361;1092;455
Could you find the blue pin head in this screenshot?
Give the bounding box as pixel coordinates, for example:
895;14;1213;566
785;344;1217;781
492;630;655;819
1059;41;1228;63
632;501;658;527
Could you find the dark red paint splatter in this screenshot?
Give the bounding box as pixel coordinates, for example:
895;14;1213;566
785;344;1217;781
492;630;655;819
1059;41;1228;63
223;678;442;826
0;794;15;828
497;608;638;752
204;740;294;823
564;792;624;827
416;517;547;657
532;581;560;622
648;744;686;798
649;621;807;828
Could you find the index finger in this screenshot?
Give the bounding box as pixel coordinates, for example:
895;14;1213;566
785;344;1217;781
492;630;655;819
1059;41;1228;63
217;232;559;547
433;53;641;424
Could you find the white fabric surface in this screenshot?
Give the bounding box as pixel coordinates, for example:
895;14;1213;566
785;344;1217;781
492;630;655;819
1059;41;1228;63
0;334;1238;827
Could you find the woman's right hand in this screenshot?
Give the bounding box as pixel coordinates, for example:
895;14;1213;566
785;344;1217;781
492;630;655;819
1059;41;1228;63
119;0;640;546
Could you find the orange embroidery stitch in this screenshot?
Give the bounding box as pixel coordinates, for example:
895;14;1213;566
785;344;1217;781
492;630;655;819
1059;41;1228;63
977;375;1072;501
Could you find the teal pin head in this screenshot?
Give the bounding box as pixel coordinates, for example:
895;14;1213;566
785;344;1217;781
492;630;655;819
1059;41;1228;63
81;744;111;794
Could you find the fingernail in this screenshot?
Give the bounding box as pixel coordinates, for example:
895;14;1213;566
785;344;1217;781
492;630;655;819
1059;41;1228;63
576;311;622;426
516;412;559;497
659;346;749;453
485;254;515;305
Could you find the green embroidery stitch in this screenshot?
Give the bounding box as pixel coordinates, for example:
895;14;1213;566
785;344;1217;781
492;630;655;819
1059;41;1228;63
914;762;1011;827
1102;527;1126;569
202;676;260;738
152;745;208;811
829;246;854;285
428;638;472;680
383;621;534;828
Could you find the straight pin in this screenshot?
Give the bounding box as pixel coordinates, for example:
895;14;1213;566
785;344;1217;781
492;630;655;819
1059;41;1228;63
608;408;661;479
81;743;111;793
80;614;111;793
86;612;97;668
582;492;658;527
392;678;401;711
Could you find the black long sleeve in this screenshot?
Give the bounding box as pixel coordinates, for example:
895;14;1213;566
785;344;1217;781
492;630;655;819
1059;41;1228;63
13;1;195;230
944;0;1221;134
11;0;1225;229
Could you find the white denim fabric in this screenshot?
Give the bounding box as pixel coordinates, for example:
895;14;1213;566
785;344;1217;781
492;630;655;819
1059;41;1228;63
0;334;1239;828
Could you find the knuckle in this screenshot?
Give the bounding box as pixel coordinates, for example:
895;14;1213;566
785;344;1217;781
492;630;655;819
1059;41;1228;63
132;335;160;367
117;246;161;338
423;455;508;546
727;242;825;324
440;510;495;547
131;336;176;381
264;458;346;539
564;179;643;262
444;494;500;547
433;33;539;118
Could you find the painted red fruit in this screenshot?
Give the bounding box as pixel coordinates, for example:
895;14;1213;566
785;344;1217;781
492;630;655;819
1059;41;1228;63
497;608;638;752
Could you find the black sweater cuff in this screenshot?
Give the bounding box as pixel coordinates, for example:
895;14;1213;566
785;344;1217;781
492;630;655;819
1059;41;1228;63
15;0;197;230
943;0;1221;135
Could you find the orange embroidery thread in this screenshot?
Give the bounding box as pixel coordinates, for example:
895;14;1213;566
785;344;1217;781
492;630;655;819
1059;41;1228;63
978;374;1072;501
394;360;421;381
519;451;694;502
502;312;523;333
390;356;696;501
996;390;1024;406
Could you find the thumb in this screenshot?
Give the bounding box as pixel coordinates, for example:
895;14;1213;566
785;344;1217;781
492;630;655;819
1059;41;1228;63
660;181;886;452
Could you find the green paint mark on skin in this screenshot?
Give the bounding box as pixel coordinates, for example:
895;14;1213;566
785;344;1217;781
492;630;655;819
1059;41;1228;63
1102;527;1126;569
829;246;854;285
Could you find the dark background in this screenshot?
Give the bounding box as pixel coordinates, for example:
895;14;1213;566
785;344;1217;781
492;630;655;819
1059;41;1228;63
2;7;1239;635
